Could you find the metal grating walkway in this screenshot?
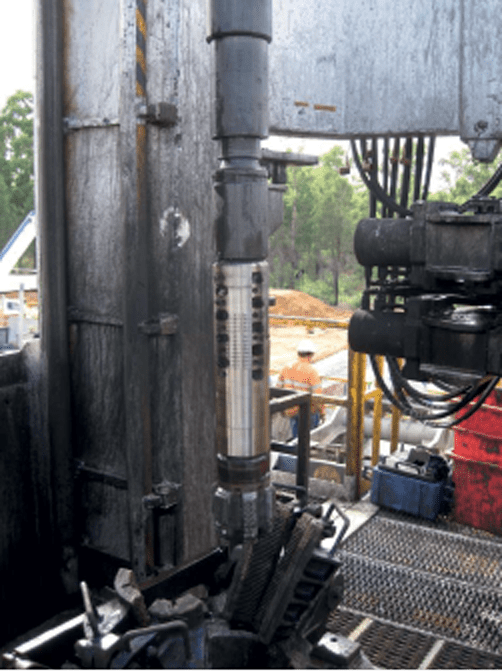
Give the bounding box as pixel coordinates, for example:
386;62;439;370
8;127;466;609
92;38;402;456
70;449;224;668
330;510;502;668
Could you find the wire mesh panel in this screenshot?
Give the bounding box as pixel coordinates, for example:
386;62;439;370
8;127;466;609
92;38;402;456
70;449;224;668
336;515;502;654
433;640;502;670
341;516;502;588
357;619;434;669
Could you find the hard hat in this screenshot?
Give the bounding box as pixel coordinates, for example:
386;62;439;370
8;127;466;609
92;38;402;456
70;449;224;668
297;339;316;355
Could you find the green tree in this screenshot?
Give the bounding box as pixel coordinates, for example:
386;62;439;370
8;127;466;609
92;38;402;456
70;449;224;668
310;146;361;304
0;90;34;260
431;147;502;204
270;161;316;289
269;145;366;307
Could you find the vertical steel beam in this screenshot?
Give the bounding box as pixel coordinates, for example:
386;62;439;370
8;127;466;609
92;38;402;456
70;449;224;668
36;0;76;594
346;348;366;500
120;0;153;580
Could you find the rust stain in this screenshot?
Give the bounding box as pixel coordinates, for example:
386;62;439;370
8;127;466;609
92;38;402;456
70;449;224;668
314;104;338;113
412;607;462;635
294;101;310;107
458;550;498;578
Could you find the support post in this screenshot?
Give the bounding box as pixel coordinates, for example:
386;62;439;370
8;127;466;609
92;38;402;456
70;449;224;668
36;0;77;594
346;348;366;501
296;397;311;507
371;355;384;466
120;0;153;579
390;358;402;453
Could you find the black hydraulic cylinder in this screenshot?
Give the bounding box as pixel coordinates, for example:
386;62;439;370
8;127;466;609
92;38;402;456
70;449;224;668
354;217;411;268
349;309;406;358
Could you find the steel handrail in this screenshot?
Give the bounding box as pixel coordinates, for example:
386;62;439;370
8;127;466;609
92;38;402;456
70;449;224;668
269;311;401;501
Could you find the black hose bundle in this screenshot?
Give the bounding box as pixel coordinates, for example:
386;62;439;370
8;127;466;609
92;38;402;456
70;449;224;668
370;355;499;428
350;135;436;218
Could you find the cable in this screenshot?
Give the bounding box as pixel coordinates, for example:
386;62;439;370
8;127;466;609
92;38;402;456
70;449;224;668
414;136;424;203
470;163;502;199
386;356;472;405
350;139;411;217
447;376;499;427
399;138;413;211
351;135;436;217
370;355;499;428
389;137;400;217
382;137;389;218
421;135;435;201
370;138;378;218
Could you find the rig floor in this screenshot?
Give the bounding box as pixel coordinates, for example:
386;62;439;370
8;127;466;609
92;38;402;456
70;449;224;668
330;503;502;669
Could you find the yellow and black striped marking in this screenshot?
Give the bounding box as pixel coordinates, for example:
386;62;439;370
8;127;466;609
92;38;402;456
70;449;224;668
136;0;147;98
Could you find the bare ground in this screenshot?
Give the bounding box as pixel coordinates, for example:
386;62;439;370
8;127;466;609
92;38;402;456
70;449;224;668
269;289;351;374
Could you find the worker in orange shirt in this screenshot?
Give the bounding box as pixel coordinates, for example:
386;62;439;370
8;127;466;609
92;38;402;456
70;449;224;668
278;339;325;439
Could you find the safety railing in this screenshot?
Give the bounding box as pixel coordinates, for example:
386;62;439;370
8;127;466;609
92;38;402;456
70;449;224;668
269;313;401;501
344;351;401;500
269;387;312;507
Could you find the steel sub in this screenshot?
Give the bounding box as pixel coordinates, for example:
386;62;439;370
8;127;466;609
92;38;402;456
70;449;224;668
213;261;274;543
209;0;275;545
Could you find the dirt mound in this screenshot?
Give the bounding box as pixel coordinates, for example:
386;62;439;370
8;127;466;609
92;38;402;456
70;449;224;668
270;288;353;320
268;289;350;373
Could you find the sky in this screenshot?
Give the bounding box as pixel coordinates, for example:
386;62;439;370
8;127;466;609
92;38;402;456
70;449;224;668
0;0;461;192
0;0;35;110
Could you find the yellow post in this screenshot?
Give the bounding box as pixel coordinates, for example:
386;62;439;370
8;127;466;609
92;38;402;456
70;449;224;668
390;358;403;452
372;355;384;466
346;348;366;500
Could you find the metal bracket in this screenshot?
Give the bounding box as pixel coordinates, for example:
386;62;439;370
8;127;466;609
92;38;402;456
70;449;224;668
138;103;178;127
260;149;318;184
75;460;128;490
63;116;120;132
139;313;179;336
143;480;182;511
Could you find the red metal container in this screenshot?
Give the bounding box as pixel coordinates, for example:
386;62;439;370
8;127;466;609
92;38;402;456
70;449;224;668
449;453;502;535
454;389;502;467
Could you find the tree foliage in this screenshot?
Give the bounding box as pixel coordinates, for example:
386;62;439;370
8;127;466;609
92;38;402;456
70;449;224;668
0;90;34;257
269;146;367;307
431;147;502;204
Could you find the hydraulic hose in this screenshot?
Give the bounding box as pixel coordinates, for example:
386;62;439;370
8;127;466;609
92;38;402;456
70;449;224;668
351;135;436;217
370;355;499;428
